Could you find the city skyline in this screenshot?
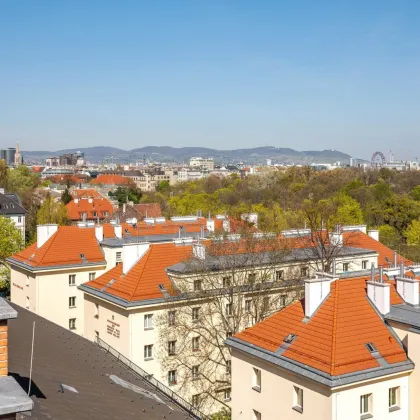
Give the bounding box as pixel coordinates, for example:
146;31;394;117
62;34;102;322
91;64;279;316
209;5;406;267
1;0;420;158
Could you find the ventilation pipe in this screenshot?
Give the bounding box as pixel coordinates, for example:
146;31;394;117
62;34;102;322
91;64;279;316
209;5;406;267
37;224;58;248
122;242;150;274
367;265;390;315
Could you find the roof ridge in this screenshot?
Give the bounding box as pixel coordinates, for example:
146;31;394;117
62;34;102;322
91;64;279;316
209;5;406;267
128;247;152;301
330;280;340;375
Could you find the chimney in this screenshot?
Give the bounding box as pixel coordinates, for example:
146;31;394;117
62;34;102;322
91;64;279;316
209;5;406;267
368;229;379;241
396;263;419;306
367;265;390;315
304;276;333;318
206;219;215;232
114;225;122;239
123;203;126;213
329;228;343;247
37;224;58;248
74;198;79;204
95;225;104;242
88;198;93;204
0;299;18;377
122;243;150;274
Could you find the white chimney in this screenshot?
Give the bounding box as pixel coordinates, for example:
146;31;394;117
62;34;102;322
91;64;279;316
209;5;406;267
122;242;150;274
114;225;122;239
88;198;93;204
206;220;215;232
368;229;379;241
329;231;343;247
304;277;333;318
367;267;390;315
396;276;419;306
37;224;58;248
95;225;104;242
74;198;79;204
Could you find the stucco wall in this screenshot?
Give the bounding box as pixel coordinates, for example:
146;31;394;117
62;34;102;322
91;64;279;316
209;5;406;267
10;267;36;311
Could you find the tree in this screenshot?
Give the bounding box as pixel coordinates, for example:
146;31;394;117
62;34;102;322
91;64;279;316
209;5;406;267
7;165;39;193
406;220;420;246
108;186;142;205
61;186;73;205
37;194;69;225
156;233;301;414
0;217;24;293
156;180;170;193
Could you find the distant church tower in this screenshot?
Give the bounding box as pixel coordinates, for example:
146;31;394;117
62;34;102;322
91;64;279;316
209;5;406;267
14;140;22;166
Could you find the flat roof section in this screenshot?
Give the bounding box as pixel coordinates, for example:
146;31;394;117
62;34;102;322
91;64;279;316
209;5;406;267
8;303;188;420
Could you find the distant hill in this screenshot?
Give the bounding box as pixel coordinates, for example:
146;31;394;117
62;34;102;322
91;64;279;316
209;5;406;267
22;145;354;164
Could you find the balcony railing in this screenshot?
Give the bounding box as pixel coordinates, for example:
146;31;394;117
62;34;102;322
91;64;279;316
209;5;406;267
95;336;208;420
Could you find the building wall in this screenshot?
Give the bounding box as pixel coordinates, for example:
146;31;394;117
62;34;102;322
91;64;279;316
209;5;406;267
10;267;36;312
231;348;332;420
388;321;420;420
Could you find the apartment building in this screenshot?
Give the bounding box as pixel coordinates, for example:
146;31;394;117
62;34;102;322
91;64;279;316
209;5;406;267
226;263;420;420
0;299;33;418
0;190;26;240
66;196;115;223
189;157;215;171
79;227;392;414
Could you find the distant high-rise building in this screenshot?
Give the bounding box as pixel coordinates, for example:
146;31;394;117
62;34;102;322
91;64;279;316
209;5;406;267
14;141;22;166
0;147;16;166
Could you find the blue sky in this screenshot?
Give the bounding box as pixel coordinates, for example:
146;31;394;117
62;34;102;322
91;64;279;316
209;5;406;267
1;0;420;159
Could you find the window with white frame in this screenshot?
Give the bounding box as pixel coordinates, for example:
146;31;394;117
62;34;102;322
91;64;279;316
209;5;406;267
69;318;76;330
276;270;284;281
360;394;372;416
245;299;252;312
362;260;369;270
192;365;200;380
224;388;231;401
192;336;200;352
343;262;349;272
301;267;309;277
389;387;400;411
69;296;76;308
168;370;177;385
252;409;261;420
18;216;22;223
293;386;303;412
89;272;96;281
144;314;153;329
168;340;176;356
69;274;76;286
168;310;176;326
226;360;231;374
193;280;202;291
280;295;287;307
223;276;232;288
262;296;270;313
192;307;200;322
252;368;261;391
192;394;200;407
225;303;232;316
248;273;257;284
144;345;153;360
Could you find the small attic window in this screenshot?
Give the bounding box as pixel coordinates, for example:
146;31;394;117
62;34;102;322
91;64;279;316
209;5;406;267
109;279;116;285
366;342;377;353
80;253;85;258
158;284;166;291
284;333;296;344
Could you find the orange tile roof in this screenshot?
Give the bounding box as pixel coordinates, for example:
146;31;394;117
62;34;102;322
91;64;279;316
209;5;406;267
90;175;132;186
47;174;84;184
71;188;104;199
66;197;114;221
133;203;162;218
84;243;192;301
10;226;105;268
234;276;408;377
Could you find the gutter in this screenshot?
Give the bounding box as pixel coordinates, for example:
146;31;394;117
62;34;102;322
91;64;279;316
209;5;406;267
7;257;107;273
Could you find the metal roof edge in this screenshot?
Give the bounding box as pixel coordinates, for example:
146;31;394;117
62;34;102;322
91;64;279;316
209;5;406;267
7;257;107;272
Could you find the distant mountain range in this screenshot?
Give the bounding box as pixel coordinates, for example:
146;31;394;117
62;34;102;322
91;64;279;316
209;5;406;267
22;146;355;165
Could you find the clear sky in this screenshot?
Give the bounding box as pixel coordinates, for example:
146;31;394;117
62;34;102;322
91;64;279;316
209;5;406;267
1;0;420;159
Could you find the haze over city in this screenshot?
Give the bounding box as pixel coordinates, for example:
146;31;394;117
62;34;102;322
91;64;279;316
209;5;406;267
1;0;420;159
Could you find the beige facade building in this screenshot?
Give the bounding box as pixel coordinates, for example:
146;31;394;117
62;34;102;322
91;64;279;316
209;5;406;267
189;157;214;171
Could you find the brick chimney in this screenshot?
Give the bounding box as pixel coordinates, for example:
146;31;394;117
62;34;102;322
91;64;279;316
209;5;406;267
0;300;18;376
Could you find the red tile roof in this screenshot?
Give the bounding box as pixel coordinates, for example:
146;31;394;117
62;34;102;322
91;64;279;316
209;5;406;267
133;203;162;218
10;226;105;268
90;175;132;186
234;276;408;376
66;197;114;221
71;189;104;199
84;243;192;301
47;175;84;184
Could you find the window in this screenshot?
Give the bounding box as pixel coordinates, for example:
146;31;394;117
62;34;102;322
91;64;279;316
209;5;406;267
94;303;99;319
248;273;257;284
262;296;270;313
280;295;287;307
103;211;108;216
69;274;76;286
144;314;153;329
69;296;76;308
226;360;231;374
168;310;176;326
144;345;153;360
362;260;369;270
225;303;232;316
26;276;29;287
69;318;76;330
360;394;372;416
226;331;233;340
192;365;200;380
223;276;232;288
192;336;200;351
26;296;29;309
168;340;176;356
193;280;202;291
190;307;201;322
252;409;261;420
116;251;122;261
389;387;400;411
224;388;231;401
245;299;252;312
192;394;200;408
276;270;284;281
301;267;309;277
343;263;349;272
168;370;177;385
93;212;97;217
18;216;22;223
89;272;96;281
252;368;261;391
293;386;303;413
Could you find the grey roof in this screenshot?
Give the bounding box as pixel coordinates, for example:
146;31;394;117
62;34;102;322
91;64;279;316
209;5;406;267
386;302;420;330
0;193;26;215
8;303;189;420
226;337;414;388
167;246;375;274
0;299;18;320
0;376;33;415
